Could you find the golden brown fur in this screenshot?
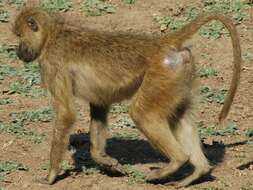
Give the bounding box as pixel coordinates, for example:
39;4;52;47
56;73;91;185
13;7;241;187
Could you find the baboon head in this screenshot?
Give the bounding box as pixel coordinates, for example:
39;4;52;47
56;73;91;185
13;8;52;62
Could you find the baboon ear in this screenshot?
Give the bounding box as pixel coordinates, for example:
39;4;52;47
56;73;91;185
26;16;39;32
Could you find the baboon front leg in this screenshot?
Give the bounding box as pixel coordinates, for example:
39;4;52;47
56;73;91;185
38;73;76;185
89;104;125;173
39;101;76;185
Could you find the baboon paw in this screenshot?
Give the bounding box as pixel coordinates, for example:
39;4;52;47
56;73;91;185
95;155;127;175
145;169;166;182
35;177;55;185
165;181;177;186
110;163;127;175
175;181;191;188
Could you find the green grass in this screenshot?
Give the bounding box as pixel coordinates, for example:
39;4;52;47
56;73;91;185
199;21;225;39
243;52;253;61
154;15;185;31
0;97;14;105
155;1;249;38
123;164;145;184
81;0;116;16
7;0;24;6
0;10;9;22
198;122;239;138
0;160;28;182
9;81;32;94
8;80;45;97
123;0;135;4
154;6;199;31
200;86;227;104
197;67;218;77
0;122;44;143
41;0;72;12
19;62;41;85
110;116;135;129
201;187;224;190
0;44;17;59
202;0;249;23
240;184;253;190
6;62;45;97
113;131;139;140
0;160;28;173
0;107;51;143
245;128;253;138
9;107;53;124
41;160;74;171
110;103;129;114
0;64;17;80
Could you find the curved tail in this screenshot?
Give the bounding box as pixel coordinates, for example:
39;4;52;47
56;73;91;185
167;12;242;122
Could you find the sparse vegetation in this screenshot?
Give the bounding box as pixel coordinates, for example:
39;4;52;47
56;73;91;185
0;10;9;22
245;128;253;138
0;64;17;80
111;116;135;128
123;164;145;184
41;160;74;171
201;187;224;190
199;21;225;39
110;103;129;114
0;160;28;173
19;63;41;86
0;160;28;182
155;1;249;38
0;0;251;189
123;0;135;4
202;0;249;23
9;107;53;124
113;131;139;140
0;44;17;59
243;52;253;61
0;122;44;143
81;0;116;16
197;67;218;77
198;122;239;138
0;97;14;105
0;108;51;143
9;81;33;94
7;0;24;6
5;62;44;97
200;86;227;104
41;0;73;12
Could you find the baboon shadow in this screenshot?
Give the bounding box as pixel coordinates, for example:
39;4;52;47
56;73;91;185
57;133;248;185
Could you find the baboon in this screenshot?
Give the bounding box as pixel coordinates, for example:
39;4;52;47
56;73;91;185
13;7;241;187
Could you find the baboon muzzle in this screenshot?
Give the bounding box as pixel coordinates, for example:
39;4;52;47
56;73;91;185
16;42;39;63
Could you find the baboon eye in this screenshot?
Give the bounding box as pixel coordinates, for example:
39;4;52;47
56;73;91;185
27;17;38;32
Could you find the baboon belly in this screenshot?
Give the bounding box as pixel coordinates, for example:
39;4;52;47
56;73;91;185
71;66;142;105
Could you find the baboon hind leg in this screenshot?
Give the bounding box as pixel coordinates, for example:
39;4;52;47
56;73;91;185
129;69;190;182
89;104;125;174
173;114;211;187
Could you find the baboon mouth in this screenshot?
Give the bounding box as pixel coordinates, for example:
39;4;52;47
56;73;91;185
16;43;39;63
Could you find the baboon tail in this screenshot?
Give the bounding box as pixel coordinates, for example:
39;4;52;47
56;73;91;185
167;11;242;122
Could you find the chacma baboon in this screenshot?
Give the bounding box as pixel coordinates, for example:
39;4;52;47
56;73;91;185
13;7;241;187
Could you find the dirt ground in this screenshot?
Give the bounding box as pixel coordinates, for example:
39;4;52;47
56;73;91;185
0;0;252;190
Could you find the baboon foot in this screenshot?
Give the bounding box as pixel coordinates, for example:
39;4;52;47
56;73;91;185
36;169;58;185
92;153;126;175
146;160;186;182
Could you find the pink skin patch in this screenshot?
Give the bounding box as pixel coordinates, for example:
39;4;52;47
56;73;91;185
163;48;191;67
